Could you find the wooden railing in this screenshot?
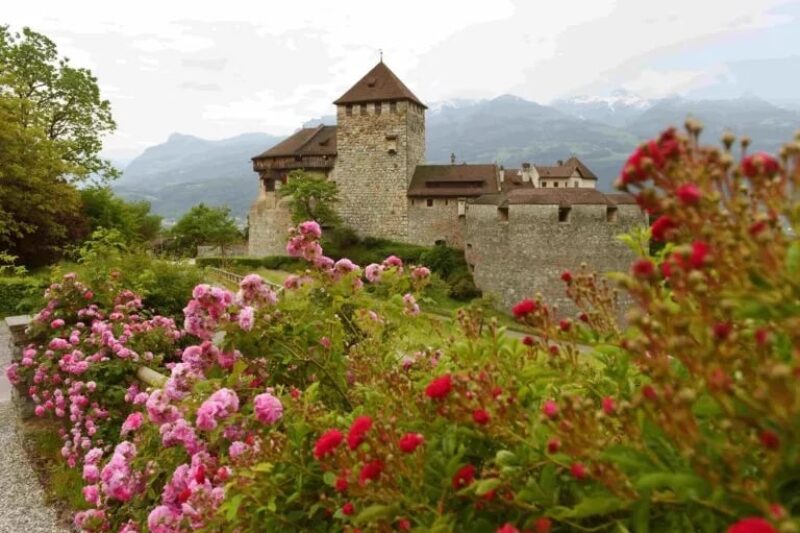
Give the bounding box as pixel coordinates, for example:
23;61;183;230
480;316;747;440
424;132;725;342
206;267;284;293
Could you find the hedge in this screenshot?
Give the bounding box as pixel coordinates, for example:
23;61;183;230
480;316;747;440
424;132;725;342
0;277;46;318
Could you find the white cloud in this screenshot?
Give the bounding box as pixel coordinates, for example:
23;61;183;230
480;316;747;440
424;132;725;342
3;0;796;159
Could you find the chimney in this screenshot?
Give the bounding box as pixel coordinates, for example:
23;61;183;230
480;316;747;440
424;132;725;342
521;162;532;183
557;159;563;166
450;152;456;165
498;165;505;184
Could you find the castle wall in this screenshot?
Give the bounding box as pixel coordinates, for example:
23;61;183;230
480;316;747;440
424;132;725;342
247;188;293;257
407;197;465;248
464;202;645;315
334;100;425;241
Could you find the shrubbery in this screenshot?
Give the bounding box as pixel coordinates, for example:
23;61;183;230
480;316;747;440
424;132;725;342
7;128;800;533
0;276;46;317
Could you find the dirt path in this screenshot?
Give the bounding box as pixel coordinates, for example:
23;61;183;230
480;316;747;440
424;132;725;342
0;322;71;533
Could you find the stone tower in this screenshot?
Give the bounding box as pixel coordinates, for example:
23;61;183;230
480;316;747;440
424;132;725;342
333;61;426;241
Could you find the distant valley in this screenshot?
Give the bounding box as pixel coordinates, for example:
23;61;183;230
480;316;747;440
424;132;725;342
113;95;800;222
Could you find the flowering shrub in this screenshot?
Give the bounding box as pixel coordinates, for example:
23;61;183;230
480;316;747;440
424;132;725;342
7;127;800;532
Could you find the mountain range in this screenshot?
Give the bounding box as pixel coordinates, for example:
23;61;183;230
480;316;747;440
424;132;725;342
113;95;800;222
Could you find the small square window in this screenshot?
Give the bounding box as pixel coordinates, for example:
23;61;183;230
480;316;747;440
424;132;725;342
346;104;353;116
426;198;434;207
374;102;382;115
558;207;571;223
606;206;618;223
390;101;397;113
554;182;559;188
541;182;547;187
498;206;509;221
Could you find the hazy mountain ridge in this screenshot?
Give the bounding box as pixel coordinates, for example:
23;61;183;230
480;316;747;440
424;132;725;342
115;95;800;220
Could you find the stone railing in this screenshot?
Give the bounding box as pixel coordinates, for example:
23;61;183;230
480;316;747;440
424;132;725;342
4;315;168;388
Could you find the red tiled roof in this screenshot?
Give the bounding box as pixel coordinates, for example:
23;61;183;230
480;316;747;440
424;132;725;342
605;193;638;205
334;62;426;108
408;164;498;197
252;125;337;159
535;157;597;180
507;188;611;205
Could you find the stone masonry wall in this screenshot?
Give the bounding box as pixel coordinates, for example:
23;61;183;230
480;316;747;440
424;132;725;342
247;188;293;257
407;198;465;248
334;100;425;242
464;203;645;315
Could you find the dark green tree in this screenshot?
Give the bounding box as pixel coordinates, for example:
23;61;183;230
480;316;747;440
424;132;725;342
0;27;117;265
279;170;340;226
169;204;241;257
80;187;162;244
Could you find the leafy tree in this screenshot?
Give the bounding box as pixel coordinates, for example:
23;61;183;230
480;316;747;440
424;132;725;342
0;27;116;265
279;170;340;226
169;203;241;257
0;26;116;181
80;186;162;243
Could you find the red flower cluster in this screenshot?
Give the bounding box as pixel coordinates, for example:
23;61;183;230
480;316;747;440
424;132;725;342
358;459;383;486
726;517;776;533
560;270;573;283
631;259;655;279
676;183;702;205
472;408;490;425
452;464;476;489
570;462;588;480
425;374;453;399
741;153;780;179
650;215;677;242
314;429;343;460
619;128;681;184
398;432;424;453
512;298;538;318
347;416;373;450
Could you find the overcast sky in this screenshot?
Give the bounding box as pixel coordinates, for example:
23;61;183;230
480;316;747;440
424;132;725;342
5;0;800;160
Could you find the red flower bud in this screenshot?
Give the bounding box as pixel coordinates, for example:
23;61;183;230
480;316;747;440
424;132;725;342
347;415;373;450
741;152;780;179
335;476;349;493
512;299;538;318
760;430;780;450
452;464;476;489
397;518;412;531
713;322;732;341
472;408;491;425
726;517;777;533
342;502;355;516
650;215;677;242
602;396;616;415
522;336;534;346
398;432;425;453
358;460;384;486
547;437;560;453
632;259;655;279
535;517;553;533
560;271;573;283
676;183;702;205
425;374;453;400
570;462;588;480
690;241;711;269
314;429;343;460
541;400;559;419
559;319;572;332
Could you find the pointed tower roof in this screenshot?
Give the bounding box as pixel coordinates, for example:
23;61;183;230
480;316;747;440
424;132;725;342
334;61;426;108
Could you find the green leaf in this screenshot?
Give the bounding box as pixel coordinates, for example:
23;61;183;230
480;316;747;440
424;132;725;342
354;504;399;525
495;450;517;467
225;494;244;521
323;471;337;487
631;497;650;533
552;496;623;519
253;462;274;473
635;472;708;497
473;478;502;496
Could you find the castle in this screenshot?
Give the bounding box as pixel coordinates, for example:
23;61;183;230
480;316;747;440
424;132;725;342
248;61;646;311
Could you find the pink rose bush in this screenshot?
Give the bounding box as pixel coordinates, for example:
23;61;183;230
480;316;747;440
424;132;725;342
10;125;800;533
